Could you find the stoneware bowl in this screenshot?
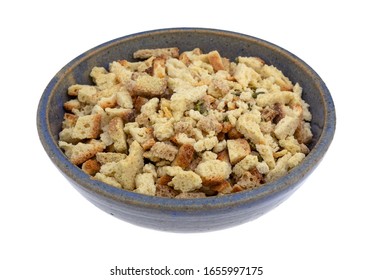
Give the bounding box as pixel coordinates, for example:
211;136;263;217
37;28;336;232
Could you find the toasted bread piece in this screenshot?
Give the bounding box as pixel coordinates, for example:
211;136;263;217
90;67;117;90
75;85;99;105
231;184;245;193
211;181;233;194
72;114;101;140
133;47;179;59
128;127;153;145
178;52;191;66
132;74;167;97
114;141;144;190
287;152;306;169
153;118;175;141
216;149;230;164
279;136;302;154
227;127;244;139
227;139;251;165
266;152;292;182
82;159;101;175
116;88;133;109
62;113;78;129
256;144;276;169
207;50;225;72
233;63;253;87
151;57;167;78
59;127;79;144
236;168;263;190
196;115;223;135
256;91;297;107
96;152;127;164
236;114;266;145
134;173;156;196
134;96;149;113
67;84;96;97
193;136;219;153
148;142;178;162
237;56;265;72
294;122;313;144
155;184;179;198
63;99;81;111
232;155;259;177
156;175;173;186
97;94;116;109
108;117;127;153
274;115;299;140
195;160;231;186
94;173;122;188
59;140;105;165
141;138;156;150
168;169;202;193
172;144;195;169
260;65;293;91
105;108;135;123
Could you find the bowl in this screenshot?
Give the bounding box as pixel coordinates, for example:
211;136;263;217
37;28;336;232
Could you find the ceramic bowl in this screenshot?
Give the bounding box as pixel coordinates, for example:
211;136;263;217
37;28;336;232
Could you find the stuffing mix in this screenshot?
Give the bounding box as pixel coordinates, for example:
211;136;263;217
58;47;313;198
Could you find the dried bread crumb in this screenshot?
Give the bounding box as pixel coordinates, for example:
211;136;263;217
72;114;101;140
172;144;195;169
195;160;231;186
59;139;105;165
227;139;251;165
132;74;167;97
113;141;144;190
164;166;202;193
96;152;127;164
147;142;178;162
134;173;156;196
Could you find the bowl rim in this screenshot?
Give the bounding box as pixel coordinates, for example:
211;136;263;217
37;27;336;210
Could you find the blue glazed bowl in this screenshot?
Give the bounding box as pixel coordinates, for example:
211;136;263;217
37;28;336;232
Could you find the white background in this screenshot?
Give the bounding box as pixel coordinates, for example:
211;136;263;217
1;0;372;279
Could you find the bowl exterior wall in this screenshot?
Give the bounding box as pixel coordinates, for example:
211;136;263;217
65;172;306;232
